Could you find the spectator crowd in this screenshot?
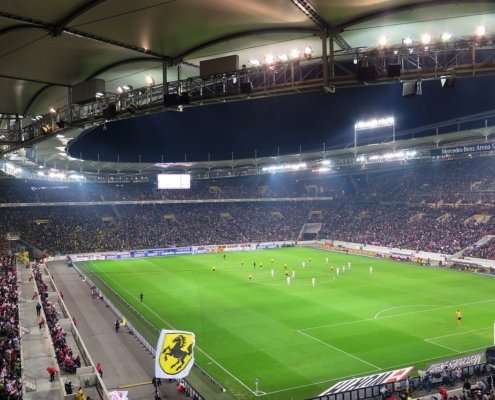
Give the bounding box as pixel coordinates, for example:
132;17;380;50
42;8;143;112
31;263;80;376
0;255;21;400
1;156;495;258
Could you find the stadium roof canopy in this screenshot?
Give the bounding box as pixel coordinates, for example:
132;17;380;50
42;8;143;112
1;0;495;117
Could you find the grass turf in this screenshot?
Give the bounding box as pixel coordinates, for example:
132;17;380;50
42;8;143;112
81;247;495;400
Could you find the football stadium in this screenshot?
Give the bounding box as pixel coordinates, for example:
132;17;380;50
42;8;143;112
3;2;495;400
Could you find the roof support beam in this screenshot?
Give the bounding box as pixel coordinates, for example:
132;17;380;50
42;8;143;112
51;0;109;35
339;0;485;29
289;0;351;50
173;27;319;61
0;24;43;37
0;74;68;87
0;10;170;60
84;57;162;81
23;85;54;115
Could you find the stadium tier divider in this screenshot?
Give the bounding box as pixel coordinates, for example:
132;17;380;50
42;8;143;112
42;264;112;400
71;262;222;400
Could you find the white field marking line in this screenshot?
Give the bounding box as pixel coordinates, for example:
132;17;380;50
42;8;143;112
423;339;461;354
258;368;379;396
425;327;491;341
424;328;492;354
373;305;440;320
259;345;490;397
97;270;258;397
297;329;382;371
96;265;493;398
300;298;495;332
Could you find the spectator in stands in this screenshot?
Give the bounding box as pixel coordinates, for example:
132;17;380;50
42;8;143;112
0;255;22;400
96;362;103;378
47;365;57;382
32;261;80;376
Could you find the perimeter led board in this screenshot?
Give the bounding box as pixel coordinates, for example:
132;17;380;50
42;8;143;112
157;174;191;189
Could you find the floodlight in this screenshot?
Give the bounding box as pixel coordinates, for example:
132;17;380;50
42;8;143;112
421;33;431;45
378;36;387;47
313;167;330;173
265;54;275;65
95;92;104;98
116;86;124;94
49;107;56;114
249;59;260;66
290;49;300;59
145;75;155;85
441;32;452;42
476;25;486;37
403;37;413;46
262;162;307;173
354;116;395;131
304;46;312;56
122;85;132;91
278;54;288;62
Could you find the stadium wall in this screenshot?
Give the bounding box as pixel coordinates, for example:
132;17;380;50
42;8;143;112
46;239;495;270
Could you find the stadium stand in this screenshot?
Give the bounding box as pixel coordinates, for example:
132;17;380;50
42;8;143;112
0;255;22;399
2;156;495;258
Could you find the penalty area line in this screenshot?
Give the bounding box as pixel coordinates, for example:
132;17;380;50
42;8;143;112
300;298;495;332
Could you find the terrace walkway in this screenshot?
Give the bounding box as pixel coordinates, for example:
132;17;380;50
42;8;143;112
47;260;187;400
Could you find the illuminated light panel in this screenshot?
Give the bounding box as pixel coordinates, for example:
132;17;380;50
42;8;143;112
262;162;307;173
354;117;395;131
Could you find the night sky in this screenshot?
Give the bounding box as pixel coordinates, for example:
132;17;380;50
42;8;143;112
68;74;495;162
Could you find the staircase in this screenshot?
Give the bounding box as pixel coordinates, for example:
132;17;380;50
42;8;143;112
454;234;495;257
298;223;323;241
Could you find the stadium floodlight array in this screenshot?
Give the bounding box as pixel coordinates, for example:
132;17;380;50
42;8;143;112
357;150;417;164
313;166;331;173
354;117;395;131
354;116;396;149
262;162;307;173
2;162;22;177
36;169;85;181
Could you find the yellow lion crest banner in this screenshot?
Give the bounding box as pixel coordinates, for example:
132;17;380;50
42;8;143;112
155;330;195;379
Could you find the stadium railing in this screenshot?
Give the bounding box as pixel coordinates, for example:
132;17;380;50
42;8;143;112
70;262;212;400
306;363;491;400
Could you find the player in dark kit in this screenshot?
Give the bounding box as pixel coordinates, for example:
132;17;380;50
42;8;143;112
139;292;144;303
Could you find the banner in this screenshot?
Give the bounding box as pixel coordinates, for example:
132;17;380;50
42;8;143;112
155;330;195;379
427;352;484;374
431;142;495;157
108;391;128;400
320;367;413;396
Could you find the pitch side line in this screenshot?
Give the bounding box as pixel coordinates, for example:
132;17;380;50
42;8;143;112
97;269;258;397
300;298;495;332
423;339;461;354
425;327;491;341
297;330;382;370
257;347;483;397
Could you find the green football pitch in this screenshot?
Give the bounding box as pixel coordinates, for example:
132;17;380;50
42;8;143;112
80;247;495;400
